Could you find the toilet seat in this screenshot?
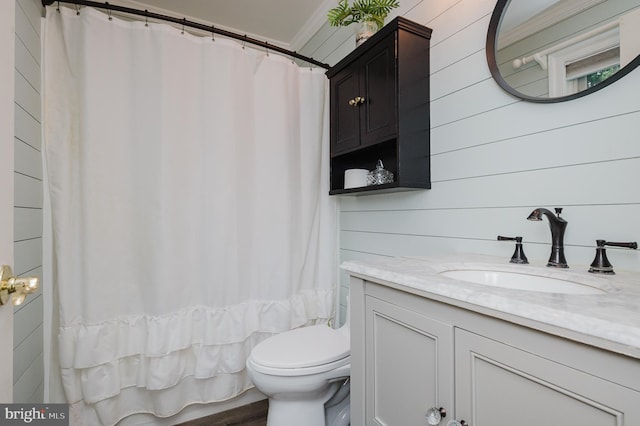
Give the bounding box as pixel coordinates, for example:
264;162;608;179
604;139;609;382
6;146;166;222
249;325;350;376
248;354;350;377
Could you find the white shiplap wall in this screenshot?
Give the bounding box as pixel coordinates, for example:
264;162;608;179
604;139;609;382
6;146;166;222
299;0;640;324
14;0;43;403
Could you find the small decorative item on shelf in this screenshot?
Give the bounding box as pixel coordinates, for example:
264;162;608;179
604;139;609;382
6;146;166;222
344;168;369;189
327;0;400;46
367;159;394;185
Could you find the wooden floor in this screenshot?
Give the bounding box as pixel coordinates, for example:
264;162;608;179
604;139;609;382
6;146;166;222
175;400;268;426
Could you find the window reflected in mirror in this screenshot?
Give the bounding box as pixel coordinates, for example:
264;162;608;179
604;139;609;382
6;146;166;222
487;0;640;102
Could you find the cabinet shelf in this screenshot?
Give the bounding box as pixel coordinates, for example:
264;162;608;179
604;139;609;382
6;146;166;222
329;182;429;196
326;17;432;195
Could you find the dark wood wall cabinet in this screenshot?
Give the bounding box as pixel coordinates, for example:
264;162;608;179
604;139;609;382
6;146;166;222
326;17;432;195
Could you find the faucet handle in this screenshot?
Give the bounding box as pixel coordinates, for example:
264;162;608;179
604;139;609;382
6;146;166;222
596;240;638;249
497;235;529;264
589;240;638;274
554;207;563;217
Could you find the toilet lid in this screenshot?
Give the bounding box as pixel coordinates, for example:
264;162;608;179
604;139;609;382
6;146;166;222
251;325;350;369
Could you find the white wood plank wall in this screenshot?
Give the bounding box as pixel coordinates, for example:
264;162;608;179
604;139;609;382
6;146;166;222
14;0;43;403
298;0;640;325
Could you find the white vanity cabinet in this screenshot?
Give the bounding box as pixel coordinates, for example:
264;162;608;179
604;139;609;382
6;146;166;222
350;277;640;426
364;295;454;425
455;329;640;426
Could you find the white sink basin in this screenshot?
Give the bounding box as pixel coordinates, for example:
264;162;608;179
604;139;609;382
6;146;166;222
440;269;607;295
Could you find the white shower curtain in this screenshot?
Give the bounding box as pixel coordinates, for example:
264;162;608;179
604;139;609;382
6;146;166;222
43;6;336;425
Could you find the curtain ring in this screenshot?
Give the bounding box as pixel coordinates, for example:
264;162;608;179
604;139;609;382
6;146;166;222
181;18;185;34
144;9;149;27
265;41;269;57
75;3;80;15
106;2;112;21
211;26;215;42
242;35;247;50
291;51;296;64
56;1;60;12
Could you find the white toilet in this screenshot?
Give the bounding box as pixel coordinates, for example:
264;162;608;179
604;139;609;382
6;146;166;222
246;308;351;426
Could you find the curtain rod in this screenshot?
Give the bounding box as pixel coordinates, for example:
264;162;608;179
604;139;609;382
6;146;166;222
511;19;619;70
41;0;331;69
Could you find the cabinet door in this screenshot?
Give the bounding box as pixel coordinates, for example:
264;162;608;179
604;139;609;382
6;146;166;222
365;296;454;425
330;66;361;155
360;35;397;147
455;329;640;426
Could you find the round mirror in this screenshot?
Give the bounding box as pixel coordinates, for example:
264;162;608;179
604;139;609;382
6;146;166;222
486;0;640;102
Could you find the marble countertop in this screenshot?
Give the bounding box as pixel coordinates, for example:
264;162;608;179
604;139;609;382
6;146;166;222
341;254;640;359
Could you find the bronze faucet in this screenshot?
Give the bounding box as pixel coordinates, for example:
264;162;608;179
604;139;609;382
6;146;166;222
527;208;568;268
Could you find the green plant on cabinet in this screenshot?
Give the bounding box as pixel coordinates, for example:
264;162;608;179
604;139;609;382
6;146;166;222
327;0;400;30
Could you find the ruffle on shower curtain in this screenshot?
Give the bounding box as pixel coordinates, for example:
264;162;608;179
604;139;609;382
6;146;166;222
58;290;334;424
43;6;336;425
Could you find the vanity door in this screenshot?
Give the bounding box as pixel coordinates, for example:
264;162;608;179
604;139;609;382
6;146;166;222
455;329;640;426
365;295;454;425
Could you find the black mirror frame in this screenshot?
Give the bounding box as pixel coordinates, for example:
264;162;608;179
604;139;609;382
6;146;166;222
486;0;640;103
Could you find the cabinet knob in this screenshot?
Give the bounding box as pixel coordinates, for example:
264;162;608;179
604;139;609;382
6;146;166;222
348;96;366;106
425;407;446;425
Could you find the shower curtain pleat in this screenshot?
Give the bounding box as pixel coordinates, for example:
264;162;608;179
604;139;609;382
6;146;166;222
42;6;336;425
